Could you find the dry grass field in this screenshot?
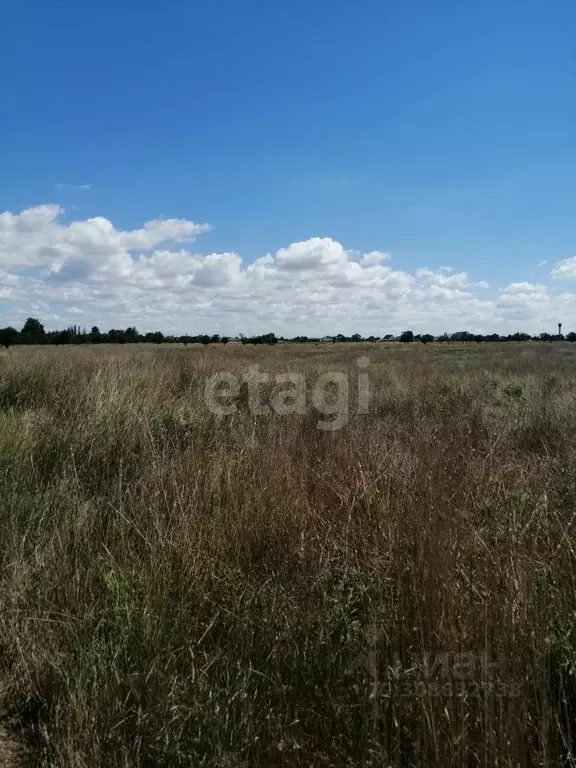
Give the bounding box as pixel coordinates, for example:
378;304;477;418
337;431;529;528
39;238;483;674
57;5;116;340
1;342;576;766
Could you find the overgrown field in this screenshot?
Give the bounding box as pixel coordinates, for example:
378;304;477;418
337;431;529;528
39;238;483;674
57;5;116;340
1;342;576;766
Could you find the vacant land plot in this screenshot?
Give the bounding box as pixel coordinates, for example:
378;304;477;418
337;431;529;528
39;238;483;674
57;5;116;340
1;342;576;766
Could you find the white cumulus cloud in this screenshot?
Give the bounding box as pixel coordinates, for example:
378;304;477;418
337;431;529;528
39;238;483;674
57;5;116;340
552;257;576;279
0;204;575;336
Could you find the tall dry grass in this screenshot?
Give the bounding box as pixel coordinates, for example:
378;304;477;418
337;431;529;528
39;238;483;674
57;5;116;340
0;342;576;766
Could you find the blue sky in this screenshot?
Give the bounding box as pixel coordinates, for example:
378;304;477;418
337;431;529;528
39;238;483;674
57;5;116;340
1;0;575;334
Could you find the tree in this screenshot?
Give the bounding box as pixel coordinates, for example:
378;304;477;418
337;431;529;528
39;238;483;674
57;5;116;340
144;331;164;344
124;327;140;344
89;326;103;343
567;332;576;343
450;331;474;342
0;327;19;349
421;334;434;345
21;317;45;344
400;330;414;343
108;329;126;344
50;329;74;345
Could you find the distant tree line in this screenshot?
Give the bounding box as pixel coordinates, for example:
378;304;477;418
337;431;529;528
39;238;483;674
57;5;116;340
1;318;576;349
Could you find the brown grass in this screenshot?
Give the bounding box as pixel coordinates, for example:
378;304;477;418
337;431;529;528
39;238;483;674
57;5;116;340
0;342;576;766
